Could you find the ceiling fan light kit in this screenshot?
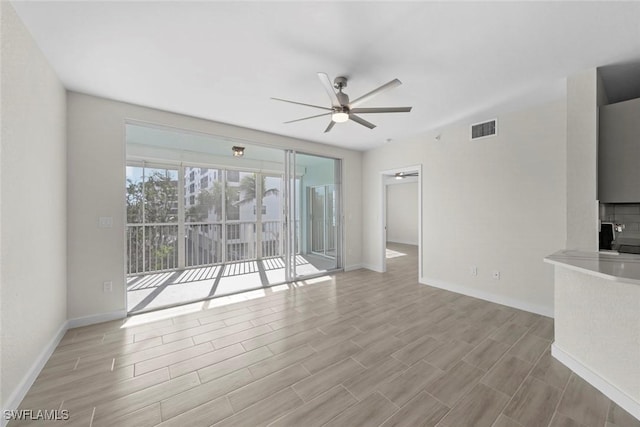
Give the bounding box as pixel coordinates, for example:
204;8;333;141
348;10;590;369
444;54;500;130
332;111;349;123
272;72;412;133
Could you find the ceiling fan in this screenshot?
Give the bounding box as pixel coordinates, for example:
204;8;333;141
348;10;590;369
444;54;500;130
272;73;412;133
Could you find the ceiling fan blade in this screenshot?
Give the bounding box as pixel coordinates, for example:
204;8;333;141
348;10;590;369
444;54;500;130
349;107;412;114
271;97;332;111
349;114;376;129
324;121;336;133
284;112;332;124
349;79;402;108
317;72;341;107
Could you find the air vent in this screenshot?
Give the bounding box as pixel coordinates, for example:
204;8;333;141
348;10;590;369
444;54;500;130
470;119;497;140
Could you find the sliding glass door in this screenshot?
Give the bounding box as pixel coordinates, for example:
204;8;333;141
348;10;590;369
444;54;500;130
125;123;343;312
284;151;342;281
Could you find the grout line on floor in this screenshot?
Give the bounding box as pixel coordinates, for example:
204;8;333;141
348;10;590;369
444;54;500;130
546;368;574;427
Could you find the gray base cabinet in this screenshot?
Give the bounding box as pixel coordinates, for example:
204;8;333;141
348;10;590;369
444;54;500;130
598;97;640;203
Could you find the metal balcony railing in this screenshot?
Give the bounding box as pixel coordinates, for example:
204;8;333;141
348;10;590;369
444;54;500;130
126;224;179;275
126;220;287;275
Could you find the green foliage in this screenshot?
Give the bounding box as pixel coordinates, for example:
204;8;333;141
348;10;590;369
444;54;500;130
236;174;279;206
212;180;239;221
187;189;216;222
126;170;178;224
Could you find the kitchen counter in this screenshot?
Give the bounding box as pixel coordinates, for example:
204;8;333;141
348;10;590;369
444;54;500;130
544;249;640;285
546;249;640;419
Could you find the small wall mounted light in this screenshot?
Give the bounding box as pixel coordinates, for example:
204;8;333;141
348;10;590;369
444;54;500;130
232;146;245;157
395;172;404;180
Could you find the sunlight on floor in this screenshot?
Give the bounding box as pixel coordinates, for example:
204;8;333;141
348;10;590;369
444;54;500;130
122;273;333;328
126;254;338;314
386;248;407;259
299;275;333;285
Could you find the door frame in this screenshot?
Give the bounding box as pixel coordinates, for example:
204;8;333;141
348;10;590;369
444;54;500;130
380;164;423;278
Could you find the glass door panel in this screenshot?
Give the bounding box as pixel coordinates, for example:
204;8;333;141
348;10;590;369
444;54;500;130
125;165;179;274
184;166;223;267
261;174;283;259
286;152;342;279
225;170;257;262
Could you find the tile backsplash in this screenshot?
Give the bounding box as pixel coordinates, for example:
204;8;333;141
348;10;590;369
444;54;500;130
600;203;640;234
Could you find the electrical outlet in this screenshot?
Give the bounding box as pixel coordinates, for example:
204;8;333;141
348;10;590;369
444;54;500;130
103;281;113;292
470;266;478;276
492;271;500;280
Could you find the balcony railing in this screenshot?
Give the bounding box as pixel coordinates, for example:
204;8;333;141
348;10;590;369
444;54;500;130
126;224;179;275
126;220;287;275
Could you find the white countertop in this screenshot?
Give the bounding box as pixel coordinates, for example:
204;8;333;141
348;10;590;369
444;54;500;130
544;250;640;286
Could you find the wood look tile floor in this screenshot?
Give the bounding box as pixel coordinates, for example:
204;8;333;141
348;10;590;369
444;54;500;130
11;244;639;427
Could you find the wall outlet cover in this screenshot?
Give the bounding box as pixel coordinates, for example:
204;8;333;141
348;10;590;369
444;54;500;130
98;216;113;228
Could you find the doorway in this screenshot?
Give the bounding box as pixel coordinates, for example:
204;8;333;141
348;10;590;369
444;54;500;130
381;165;422;277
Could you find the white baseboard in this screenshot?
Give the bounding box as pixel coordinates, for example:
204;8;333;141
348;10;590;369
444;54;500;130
387;239;419;246
344;264;362;272
552;343;640;421
1;320;68;427
419;276;554;318
362;263;384;273
67;309;127;329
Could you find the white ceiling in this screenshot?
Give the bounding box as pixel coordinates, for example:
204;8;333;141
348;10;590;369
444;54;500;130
11;1;640;151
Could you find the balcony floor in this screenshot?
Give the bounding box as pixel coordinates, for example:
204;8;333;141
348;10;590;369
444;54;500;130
127;254;337;313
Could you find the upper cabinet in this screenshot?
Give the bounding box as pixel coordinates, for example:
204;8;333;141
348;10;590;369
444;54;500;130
598;97;640;203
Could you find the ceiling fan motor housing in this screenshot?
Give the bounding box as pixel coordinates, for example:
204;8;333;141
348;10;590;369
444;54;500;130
333;76;348;89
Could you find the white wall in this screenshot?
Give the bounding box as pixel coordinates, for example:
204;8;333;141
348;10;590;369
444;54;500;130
386;182;418;245
66;92;362;320
0;1;67;412
566;69;599;251
362;99;567;316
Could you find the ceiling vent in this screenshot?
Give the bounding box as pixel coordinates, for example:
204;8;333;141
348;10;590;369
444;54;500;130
470;119;497;140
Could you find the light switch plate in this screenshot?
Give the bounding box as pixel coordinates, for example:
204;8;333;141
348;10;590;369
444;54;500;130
98;216;113;228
